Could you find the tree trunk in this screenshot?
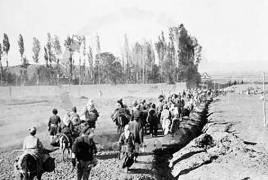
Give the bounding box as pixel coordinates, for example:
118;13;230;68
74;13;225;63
69;55;72;85
79;57;81;85
0;61;3;84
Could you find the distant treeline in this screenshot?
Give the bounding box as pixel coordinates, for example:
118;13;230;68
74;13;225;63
0;24;202;87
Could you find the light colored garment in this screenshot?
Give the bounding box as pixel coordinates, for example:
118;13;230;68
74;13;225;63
160;109;171;127
23;135;43;150
63;114;71;126
163;118;171;135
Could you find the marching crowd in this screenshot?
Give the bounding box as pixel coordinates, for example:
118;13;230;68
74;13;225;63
17;88;214;179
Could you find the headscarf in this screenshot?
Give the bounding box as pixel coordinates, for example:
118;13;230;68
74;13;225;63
124;124;130;139
63;113;71;126
28;126;36;134
115;103;121;109
86;99;95;111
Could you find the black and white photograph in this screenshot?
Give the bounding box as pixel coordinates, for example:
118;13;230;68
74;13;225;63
1;0;268;179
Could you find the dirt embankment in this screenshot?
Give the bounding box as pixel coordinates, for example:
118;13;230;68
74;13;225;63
168;94;268;180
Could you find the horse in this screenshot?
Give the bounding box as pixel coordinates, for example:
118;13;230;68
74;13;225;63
14;150;55;180
59;133;72;161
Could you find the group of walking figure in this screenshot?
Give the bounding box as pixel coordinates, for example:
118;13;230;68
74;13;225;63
14;88;213;180
112;89;212;173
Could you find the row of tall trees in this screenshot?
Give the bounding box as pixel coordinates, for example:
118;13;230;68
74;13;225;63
0;24;202;86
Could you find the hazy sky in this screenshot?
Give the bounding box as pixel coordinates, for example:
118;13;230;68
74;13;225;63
1;0;268;70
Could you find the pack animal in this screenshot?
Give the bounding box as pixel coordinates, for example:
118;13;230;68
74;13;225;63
14;152;55;180
59;134;72;161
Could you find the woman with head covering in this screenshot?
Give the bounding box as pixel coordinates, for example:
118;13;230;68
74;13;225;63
80;98;100;131
118;124;135;173
61;112;75;147
160;104;172;135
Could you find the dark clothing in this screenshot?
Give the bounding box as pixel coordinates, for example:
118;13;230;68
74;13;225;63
119;133;135;153
72;135;97;162
77;160;92;180
61;122;74;135
175;99;185;118
117;100;124;109
156;101;164;120
129;120;143;145
85;109;99;129
118;132;135;169
48;115;61;136
49;126;58;136
61;121;74;146
48;115;61;126
132;109;141;122
147;108;158;136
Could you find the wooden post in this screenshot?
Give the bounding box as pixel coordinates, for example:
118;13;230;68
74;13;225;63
263;72;266;126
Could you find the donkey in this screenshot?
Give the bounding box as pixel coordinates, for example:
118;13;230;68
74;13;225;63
59;133;72;161
14;152;55;180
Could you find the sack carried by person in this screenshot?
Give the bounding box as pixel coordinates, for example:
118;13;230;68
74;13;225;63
121;153;134;168
85;110;98;122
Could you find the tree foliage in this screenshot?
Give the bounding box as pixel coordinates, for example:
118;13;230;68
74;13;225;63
52;35;62;63
1;23;202;87
98;52;123;84
3;33;10;54
32;37;41;64
18;34;24;59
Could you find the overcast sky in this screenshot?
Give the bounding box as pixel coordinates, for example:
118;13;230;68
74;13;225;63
1;0;268;71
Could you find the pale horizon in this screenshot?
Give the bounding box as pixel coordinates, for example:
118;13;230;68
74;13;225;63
1;0;268;73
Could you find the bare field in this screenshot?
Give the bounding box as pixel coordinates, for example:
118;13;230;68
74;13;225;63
0;83;186;151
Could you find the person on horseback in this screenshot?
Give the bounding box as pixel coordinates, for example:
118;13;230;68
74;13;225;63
60;112;75;148
21;127;49;173
118;124;135;173
71;127;97;180
48;109;61;143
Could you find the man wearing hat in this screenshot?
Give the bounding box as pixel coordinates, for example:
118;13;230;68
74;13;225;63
71;127;97;180
21;127;48;172
23;127;44;151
